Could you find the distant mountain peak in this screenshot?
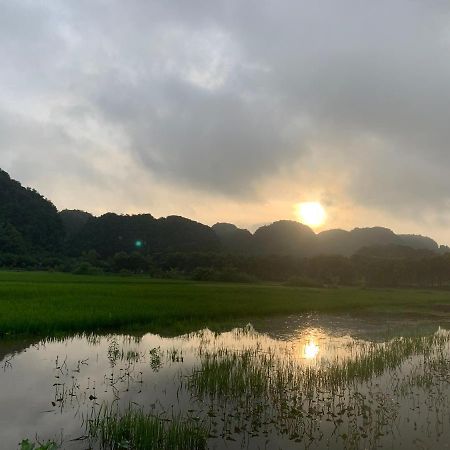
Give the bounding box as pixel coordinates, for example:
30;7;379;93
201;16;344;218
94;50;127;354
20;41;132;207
0;168;445;258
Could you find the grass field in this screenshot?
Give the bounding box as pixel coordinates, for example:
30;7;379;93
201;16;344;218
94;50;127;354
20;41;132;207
1;271;450;337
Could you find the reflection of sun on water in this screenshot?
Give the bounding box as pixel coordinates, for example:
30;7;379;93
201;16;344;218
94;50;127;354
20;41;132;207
303;340;320;359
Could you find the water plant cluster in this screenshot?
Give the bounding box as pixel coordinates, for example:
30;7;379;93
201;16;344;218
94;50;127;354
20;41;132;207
88;406;207;450
185;332;450;448
19;440;58;450
8;324;450;450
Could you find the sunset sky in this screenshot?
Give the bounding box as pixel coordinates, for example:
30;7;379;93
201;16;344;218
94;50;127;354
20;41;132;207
2;1;450;242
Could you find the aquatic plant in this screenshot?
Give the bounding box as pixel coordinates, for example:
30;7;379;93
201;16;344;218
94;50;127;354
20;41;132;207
187;332;450;448
19;439;58;450
7;322;450;450
87;406;208;450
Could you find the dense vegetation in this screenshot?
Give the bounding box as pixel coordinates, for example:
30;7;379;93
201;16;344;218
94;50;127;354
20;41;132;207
1;271;450;337
0;169;64;253
2;168;450;287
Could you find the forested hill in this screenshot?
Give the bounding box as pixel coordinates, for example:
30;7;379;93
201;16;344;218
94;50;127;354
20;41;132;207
65;213;220;257
212;221;443;256
0;168;447;260
0;169;63;253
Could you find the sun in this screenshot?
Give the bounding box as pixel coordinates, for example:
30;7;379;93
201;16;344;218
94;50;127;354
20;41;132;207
297;202;326;227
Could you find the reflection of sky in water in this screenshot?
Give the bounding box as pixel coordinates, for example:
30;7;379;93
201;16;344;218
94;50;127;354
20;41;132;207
0;315;449;450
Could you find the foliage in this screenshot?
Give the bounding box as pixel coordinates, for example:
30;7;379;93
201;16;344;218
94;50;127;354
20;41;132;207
66;213;219;257
88;407;207;450
112;252;149;273
72;262;102;275
19;439;58;450
59;209;92;238
0;222;27;254
0;169;64;252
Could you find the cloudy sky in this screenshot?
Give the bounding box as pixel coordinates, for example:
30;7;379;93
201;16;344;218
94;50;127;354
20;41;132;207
2;0;450;242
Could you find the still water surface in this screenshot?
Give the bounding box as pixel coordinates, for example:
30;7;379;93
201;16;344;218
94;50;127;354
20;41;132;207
1;315;449;449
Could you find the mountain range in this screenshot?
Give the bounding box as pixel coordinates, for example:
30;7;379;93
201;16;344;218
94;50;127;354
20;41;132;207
0;168;446;258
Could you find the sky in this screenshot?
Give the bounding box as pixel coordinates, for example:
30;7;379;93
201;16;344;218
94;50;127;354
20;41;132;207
2;1;450;243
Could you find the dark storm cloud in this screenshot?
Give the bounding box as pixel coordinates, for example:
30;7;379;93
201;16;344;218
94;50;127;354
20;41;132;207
2;0;450;216
87;73;301;195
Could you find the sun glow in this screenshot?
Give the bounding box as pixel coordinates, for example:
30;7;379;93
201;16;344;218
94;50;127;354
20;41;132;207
297;202;326;228
303;340;320;359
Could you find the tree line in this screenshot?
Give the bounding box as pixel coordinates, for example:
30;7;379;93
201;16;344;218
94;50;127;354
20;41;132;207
2;167;450;288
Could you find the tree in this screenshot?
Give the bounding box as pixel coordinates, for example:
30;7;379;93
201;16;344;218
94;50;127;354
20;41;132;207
0;222;26;254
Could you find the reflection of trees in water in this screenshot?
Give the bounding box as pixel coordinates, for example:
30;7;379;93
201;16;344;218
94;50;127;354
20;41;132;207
254;313;447;342
0;337;39;368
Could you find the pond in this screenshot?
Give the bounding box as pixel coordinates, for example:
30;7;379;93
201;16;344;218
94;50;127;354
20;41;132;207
1;314;450;449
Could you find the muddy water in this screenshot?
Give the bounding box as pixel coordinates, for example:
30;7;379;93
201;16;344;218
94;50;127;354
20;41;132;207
0;315;449;449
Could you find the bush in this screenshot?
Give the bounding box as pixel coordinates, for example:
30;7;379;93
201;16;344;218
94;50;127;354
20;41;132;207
160;268;187;279
191;267;216;281
0;253;38;269
72;262;102;275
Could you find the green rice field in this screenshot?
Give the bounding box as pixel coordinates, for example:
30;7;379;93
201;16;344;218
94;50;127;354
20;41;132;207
1;271;450;336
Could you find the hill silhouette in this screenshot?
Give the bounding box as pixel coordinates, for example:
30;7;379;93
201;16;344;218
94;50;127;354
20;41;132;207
252;220;317;256
315;227;432;256
212;223;254;254
0;168;444;259
0;169;63;253
59;209;93;238
67;213;219;257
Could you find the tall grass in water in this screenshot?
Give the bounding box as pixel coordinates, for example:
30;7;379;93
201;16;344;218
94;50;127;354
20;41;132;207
88;406;207;450
191;333;450;397
187;333;450;448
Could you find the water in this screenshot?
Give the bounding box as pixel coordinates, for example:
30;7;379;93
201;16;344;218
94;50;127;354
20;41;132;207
1;315;449;449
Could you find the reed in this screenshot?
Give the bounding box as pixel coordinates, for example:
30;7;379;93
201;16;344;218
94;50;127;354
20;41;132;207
187;332;450;447
87;405;208;450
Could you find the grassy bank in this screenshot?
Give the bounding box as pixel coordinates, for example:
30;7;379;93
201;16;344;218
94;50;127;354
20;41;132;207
1;271;450;337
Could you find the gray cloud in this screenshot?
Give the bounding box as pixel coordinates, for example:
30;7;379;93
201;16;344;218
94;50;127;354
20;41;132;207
2;0;450;226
